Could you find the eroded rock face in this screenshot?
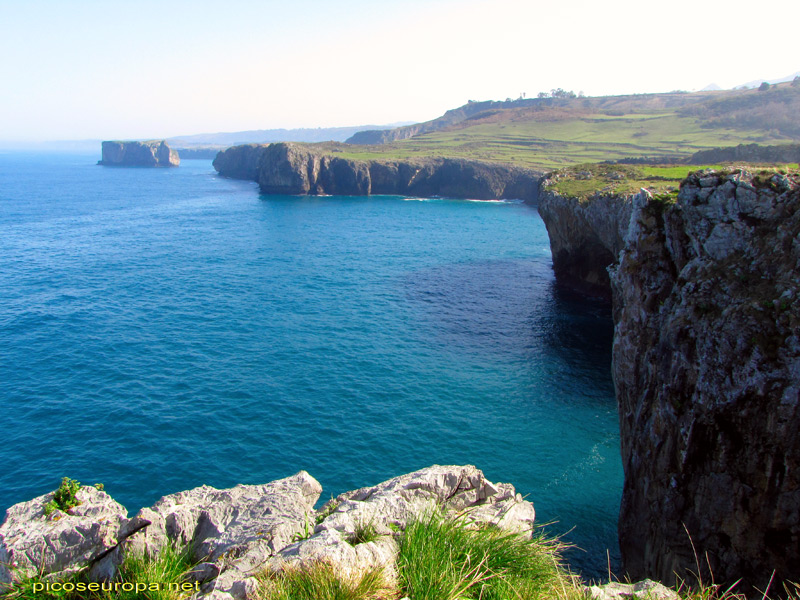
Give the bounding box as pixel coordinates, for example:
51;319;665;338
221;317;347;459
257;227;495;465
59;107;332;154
0;486;147;585
213;142;541;200
98;141;180;167
611;170;800;591
210;144;266;180
270;465;535;581
537;184;635;297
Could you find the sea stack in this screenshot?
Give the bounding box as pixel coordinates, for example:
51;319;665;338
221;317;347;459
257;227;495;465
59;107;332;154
98;140;180;167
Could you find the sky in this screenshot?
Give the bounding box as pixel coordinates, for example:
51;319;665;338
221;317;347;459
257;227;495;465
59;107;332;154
1;0;799;141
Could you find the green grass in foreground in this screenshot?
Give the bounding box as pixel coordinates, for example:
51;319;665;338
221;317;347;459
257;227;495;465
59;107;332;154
6;513;800;600
396;512;580;600
258;512;580;600
257;563;394;600
2;544;195;600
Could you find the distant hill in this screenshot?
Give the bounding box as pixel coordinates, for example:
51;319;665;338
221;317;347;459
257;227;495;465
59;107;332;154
345;99;543;144
736;71;800;89
313;81;800;169
167;123;413;148
347;83;800;150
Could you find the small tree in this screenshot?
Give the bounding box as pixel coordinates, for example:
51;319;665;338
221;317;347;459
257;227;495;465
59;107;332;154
758;81;770;91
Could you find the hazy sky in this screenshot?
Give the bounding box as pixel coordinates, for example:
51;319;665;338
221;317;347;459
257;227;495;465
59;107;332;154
1;0;798;141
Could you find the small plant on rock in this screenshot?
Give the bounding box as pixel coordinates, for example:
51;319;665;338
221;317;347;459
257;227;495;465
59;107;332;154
43;478;82;516
347;520;381;546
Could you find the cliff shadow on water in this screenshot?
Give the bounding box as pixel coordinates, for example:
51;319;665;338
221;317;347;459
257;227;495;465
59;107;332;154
402;257;622;578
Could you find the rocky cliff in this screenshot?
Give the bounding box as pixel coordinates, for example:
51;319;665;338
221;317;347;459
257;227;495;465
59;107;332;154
537;182;634;297
98;140;179;167
539;169;800;592
213;142;542;200
211;143;266;180
611;171;799;591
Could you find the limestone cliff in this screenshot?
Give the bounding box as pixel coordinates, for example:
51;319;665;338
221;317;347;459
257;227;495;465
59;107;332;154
537;183;634;297
611;171;800;591
211;143;266;181
98;140;179;167
213;142;542;201
537;169;799;591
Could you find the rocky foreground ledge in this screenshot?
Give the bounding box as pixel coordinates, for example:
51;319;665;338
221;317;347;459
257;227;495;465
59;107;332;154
212;142;542;200
0;466;547;600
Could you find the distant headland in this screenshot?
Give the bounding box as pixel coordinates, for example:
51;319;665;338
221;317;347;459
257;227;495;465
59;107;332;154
98;140;179;167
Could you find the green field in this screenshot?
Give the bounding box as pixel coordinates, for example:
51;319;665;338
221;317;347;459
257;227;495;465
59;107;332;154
327;113;788;169
314;83;800;170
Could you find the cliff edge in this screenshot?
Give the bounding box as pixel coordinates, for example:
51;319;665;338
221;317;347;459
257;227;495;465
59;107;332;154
611;170;799;591
539;168;800;591
213;142;542;201
537;182;634;297
98;140;179;167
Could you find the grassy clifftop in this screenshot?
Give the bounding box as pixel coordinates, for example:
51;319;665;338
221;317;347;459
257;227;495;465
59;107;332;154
329;82;800;169
541;163;800;200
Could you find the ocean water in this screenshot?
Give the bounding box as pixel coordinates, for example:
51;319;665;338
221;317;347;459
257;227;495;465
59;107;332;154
0;151;621;578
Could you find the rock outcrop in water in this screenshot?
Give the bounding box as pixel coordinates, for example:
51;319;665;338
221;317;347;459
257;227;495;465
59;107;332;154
98;140;180;167
213;142;542;201
538;169;800;592
0;466;536;600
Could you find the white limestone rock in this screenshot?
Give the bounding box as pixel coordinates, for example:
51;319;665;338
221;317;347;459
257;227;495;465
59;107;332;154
0;485;145;585
587;579;679;600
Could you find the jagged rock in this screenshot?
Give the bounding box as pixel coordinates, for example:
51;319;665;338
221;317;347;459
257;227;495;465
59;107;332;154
268;465;535;580
2;467;535;600
98;140;180;167
611;170;800;591
587;579;678;600
116;471;321;600
0;486;146;585
213;142;541;200
129;471;321;563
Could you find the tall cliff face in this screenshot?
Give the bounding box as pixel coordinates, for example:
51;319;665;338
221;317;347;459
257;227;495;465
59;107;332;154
213;142;542;201
211;144;267;180
98;141;179;167
537;184;634;297
537;169;800;590
611;171;800;590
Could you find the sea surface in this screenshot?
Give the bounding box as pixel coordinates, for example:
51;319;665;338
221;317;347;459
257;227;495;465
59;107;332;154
0;151;622;578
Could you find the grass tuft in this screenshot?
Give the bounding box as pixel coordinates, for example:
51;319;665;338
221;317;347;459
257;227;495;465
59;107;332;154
347;520;381;546
0;543;195;600
396;511;581;600
257;562;395;600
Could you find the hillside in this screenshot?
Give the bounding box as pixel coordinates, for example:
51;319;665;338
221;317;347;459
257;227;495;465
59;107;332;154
334;82;800;169
167;123;412;148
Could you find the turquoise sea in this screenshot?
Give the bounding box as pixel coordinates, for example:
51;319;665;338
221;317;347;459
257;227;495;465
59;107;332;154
0;151;621;578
